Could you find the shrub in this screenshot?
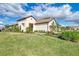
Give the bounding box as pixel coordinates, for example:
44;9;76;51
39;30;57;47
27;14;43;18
26;27;33;33
45;32;53;36
2;25;21;32
57;30;79;42
34;30;46;33
10;25;20;32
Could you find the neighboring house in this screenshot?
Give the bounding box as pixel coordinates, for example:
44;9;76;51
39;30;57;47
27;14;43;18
65;26;79;30
17;15;58;32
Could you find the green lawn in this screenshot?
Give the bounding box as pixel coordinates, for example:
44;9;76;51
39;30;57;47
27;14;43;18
0;32;79;56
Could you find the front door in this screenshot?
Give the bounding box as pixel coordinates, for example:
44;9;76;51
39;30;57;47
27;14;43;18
29;23;33;32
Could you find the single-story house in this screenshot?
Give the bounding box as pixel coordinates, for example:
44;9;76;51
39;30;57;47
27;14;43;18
17;15;59;32
65;26;79;30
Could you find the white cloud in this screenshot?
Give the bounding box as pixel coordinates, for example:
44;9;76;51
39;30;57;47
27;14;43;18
66;11;79;20
0;3;79;24
31;4;72;19
28;4;79;23
0;3;73;19
0;3;27;17
0;21;3;24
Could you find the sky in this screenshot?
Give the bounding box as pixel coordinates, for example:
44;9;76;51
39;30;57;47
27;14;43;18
0;3;79;27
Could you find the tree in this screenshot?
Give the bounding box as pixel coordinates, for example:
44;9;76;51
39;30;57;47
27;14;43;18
50;22;60;34
2;24;20;32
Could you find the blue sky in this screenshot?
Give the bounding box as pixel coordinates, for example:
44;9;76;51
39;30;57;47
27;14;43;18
0;3;79;26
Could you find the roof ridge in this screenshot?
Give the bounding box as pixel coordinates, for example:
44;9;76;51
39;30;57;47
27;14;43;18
17;15;36;21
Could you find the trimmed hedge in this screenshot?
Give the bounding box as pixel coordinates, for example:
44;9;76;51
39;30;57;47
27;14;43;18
57;31;79;42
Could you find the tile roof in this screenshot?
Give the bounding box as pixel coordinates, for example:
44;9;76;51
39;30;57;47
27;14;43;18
35;17;52;24
17;15;36;21
17;15;62;26
17;15;53;22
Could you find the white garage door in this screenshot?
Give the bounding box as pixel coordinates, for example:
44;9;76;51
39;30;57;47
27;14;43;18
33;23;48;32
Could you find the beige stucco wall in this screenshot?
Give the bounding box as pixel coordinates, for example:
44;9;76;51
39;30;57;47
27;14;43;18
17;17;36;32
48;19;57;31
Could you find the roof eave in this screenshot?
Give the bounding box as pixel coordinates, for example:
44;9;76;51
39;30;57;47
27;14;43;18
17;15;37;21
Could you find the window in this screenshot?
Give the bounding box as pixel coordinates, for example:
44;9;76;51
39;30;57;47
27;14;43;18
31;18;32;20
22;23;25;27
53;21;54;24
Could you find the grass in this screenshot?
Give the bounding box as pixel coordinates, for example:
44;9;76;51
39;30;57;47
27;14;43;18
0;32;79;56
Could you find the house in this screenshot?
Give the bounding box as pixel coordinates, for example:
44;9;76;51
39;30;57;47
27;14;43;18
65;26;79;30
17;15;58;32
